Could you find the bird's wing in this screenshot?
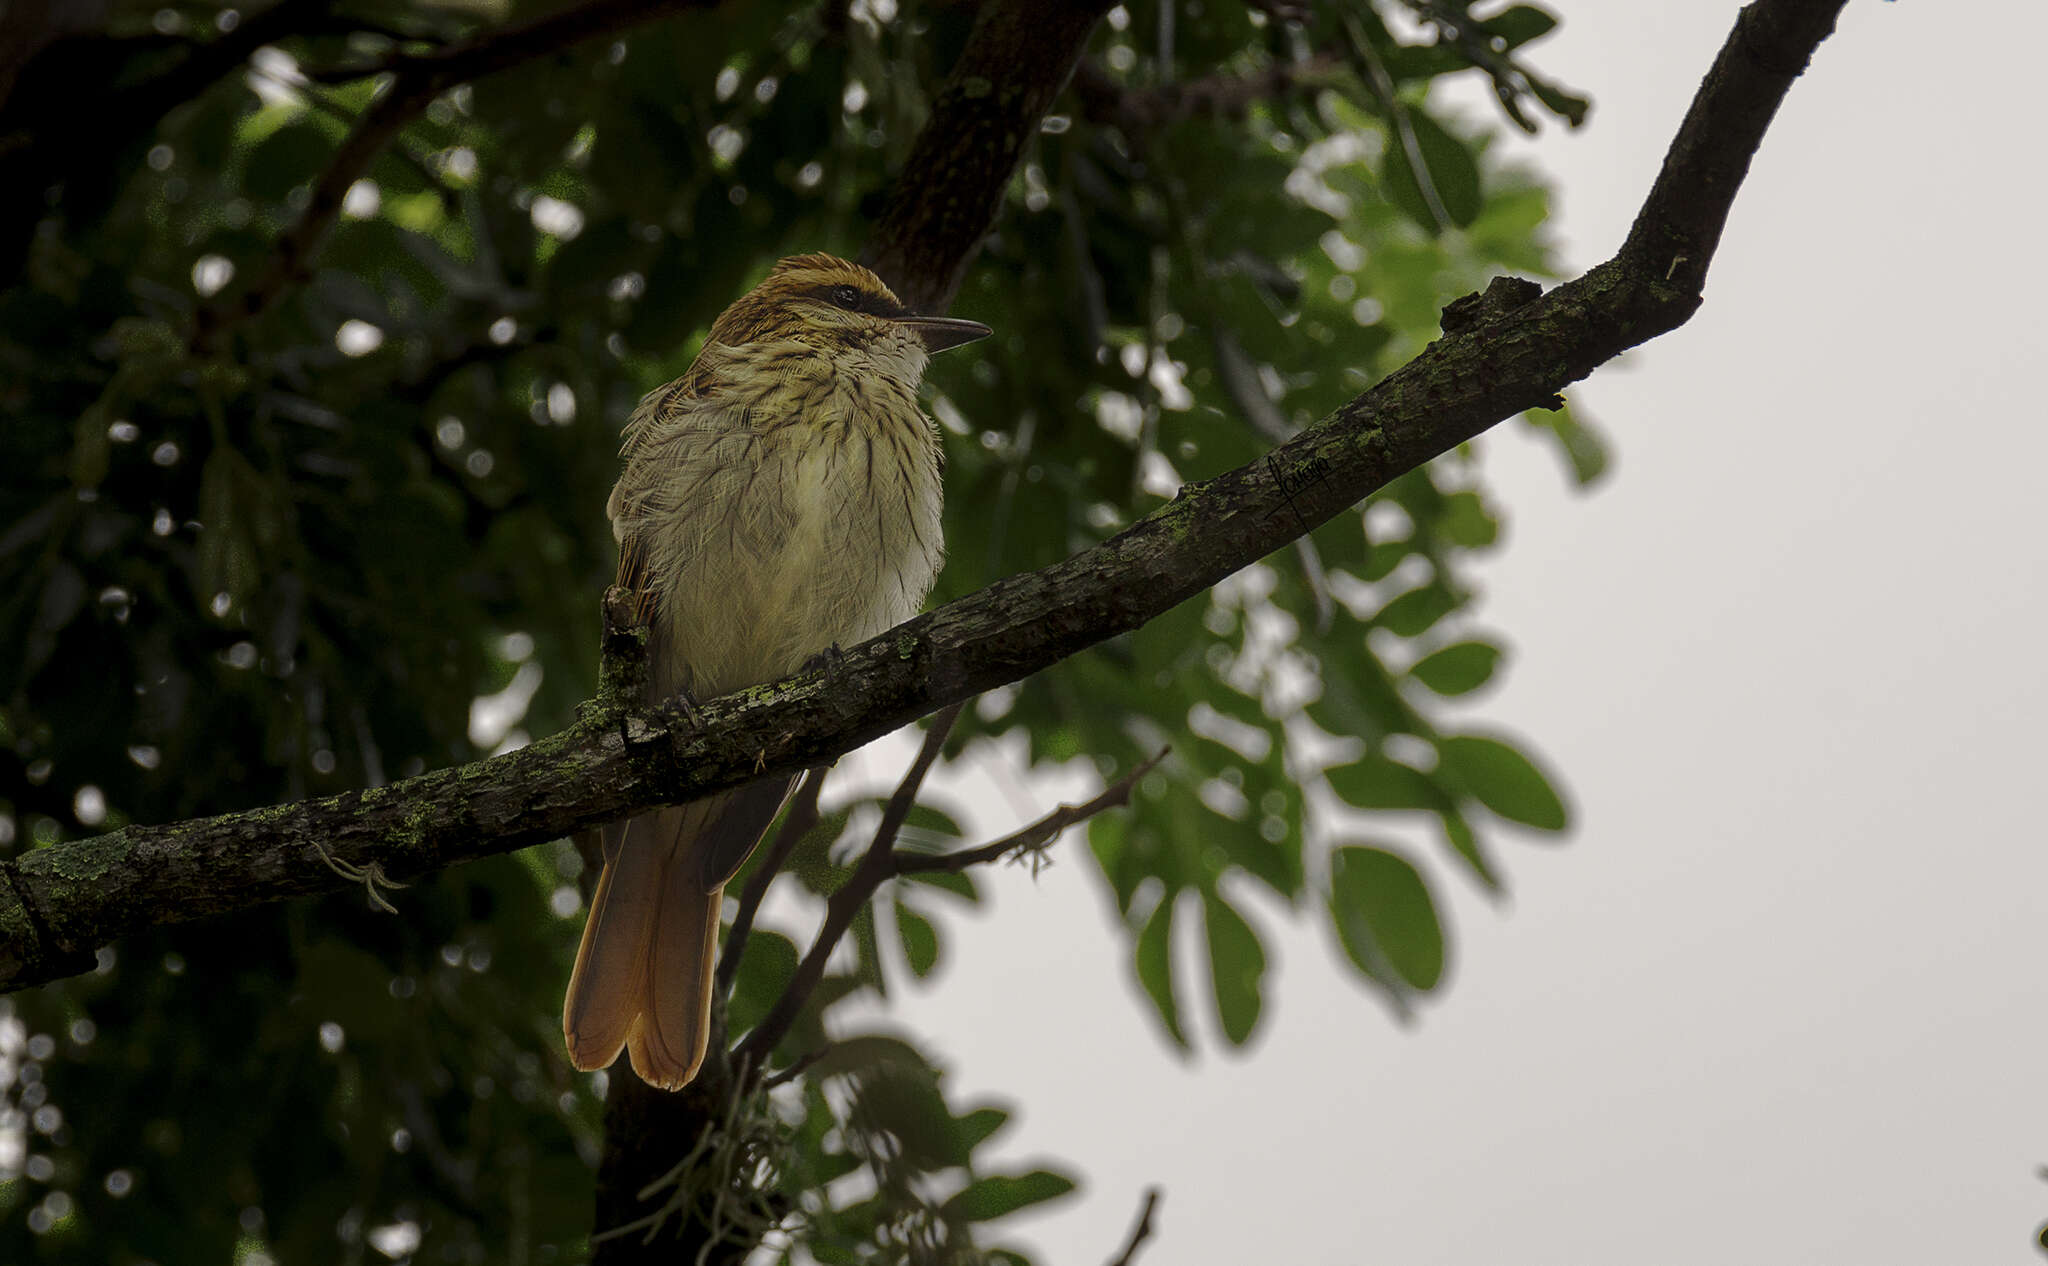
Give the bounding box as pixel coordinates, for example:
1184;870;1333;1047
611;375;699;627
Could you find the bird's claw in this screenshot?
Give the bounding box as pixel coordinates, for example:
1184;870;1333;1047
803;643;847;688
674;686;706;732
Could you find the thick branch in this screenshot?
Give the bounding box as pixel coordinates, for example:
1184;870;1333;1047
0;0;1849;996
860;0;1115;312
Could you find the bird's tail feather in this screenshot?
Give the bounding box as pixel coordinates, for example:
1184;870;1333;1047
563;797;723;1085
562;776;796;1089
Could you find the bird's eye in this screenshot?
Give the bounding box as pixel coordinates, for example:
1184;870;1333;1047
830;284;861;310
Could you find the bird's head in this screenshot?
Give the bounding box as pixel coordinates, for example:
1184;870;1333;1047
709;253;991;387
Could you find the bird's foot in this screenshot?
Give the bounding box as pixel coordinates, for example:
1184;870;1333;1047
673;685;706;732
802;643;847;688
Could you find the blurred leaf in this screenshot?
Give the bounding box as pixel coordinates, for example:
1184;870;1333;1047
1329;844;1445;992
1381;108;1483;231
1523;398;1611;486
902;867;979;903
1202;891;1266;1045
1135;892;1187;1047
895;900;939;978
941;1169;1078;1222
1439;807;1500;889
1328;753;1448;812
728;929;800;1037
1482;5;1560;48
1438;733;1570;830
1409;641;1504;696
1373;584;1459;637
956;1105;1011;1153
242;119;337;203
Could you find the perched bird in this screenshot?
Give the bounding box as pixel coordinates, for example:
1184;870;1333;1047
563;253;990;1090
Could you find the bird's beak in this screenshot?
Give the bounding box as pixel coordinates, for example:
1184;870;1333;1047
894;315;993;354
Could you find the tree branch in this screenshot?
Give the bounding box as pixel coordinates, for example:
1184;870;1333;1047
729;719;1153;1083
860;0;1116;312
714;770;824;998
731;704;964;1076
191;0;715;349
0;0;1850;998
303;0;697;87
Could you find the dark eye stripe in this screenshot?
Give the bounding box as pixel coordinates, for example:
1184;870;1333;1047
807;281;908;319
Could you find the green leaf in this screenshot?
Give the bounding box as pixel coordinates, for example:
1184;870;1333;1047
726;929;799;1037
1202;892;1266;1045
1522;399;1611;487
242;119;336;204
903;801;966;842
1409;641;1504;695
852;902;886;997
1360;539;1412;582
1439;807;1500;890
1532;78;1592;128
942;1169;1078;1223
1380;108;1483;231
1438;733;1570;830
1329;845;1446;991
956;1106;1011;1153
1135;892;1187;1047
901;868;979;903
1439;490;1499;548
1327;753;1447;812
1373;584;1459;637
895;900;939;978
1482;5;1560;48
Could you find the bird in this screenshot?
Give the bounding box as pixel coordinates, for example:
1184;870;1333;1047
562;252;991;1090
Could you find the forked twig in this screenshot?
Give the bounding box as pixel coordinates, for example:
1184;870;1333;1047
896;746;1167;876
730;705;963;1076
733;715;1164;1087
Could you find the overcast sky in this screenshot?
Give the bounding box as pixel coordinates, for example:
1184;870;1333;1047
826;3;2048;1263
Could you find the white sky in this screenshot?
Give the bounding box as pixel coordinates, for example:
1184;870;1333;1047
822;3;2048;1263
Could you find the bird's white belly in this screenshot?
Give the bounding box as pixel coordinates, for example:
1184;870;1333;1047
648;416;941;699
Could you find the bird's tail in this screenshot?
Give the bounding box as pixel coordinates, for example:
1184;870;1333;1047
562;775;797;1090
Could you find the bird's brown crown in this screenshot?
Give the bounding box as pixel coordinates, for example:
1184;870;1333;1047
705;253;911;347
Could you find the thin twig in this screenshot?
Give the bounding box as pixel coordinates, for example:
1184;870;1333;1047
761;1045;828;1091
870;702;965;857
195;0;716;348
737;739;1163;1083
1105;1188;1163;1266
305;0;701;86
192;75;436;350
896;747;1167;876
731;705;963;1078
717;770;826;996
